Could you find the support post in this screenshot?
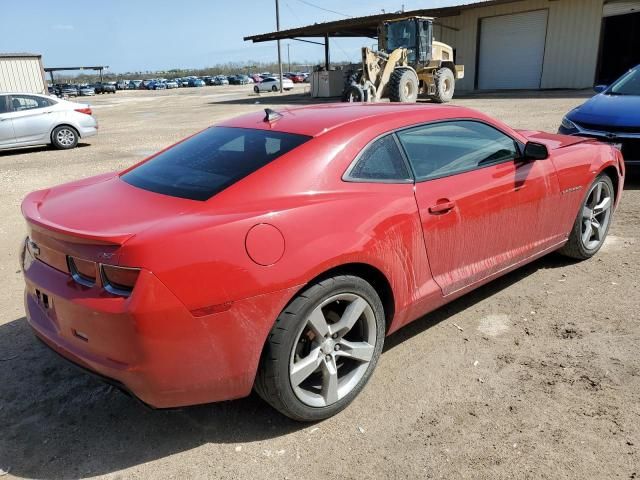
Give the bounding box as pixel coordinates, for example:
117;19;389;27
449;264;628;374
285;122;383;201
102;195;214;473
324;34;330;70
275;0;283;93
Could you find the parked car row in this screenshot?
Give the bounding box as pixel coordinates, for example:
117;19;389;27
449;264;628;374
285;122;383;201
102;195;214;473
48;82;117;97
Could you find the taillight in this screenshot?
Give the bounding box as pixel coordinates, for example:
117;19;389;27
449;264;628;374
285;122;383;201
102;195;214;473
67;256;97;287
74;107;92;116
100;264;140;297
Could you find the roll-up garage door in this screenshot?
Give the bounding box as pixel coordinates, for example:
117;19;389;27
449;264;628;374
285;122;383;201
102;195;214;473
477;10;549;90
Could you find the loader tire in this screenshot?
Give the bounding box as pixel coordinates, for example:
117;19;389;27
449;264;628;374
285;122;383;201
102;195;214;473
388;68;418;103
342;84;365;102
431;67;455;103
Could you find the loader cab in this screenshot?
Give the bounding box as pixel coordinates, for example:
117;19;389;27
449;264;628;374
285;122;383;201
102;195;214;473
379;17;433;65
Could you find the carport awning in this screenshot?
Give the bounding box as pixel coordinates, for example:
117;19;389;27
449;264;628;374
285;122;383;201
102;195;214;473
243;0;519;42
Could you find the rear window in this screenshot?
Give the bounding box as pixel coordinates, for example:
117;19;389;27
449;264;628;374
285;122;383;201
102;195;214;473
121;126;310;201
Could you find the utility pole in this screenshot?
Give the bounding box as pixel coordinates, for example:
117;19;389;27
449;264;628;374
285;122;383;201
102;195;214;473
287;44;291;73
275;0;283;93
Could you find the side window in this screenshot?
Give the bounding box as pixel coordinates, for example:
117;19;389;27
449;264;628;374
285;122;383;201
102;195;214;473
0;96;8;114
397;120;520;181
346;134;412;182
10;95;51;112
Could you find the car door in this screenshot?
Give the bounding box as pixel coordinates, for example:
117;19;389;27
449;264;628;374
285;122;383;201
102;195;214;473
8;95;58;144
0;95;17;148
396;119;561;296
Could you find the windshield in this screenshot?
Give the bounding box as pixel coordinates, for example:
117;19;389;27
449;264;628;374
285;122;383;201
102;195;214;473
122;126;311;201
385;21;416;52
608;67;640;96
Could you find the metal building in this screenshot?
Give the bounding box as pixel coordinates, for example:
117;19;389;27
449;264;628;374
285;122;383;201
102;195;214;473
0;53;47;94
245;0;640;91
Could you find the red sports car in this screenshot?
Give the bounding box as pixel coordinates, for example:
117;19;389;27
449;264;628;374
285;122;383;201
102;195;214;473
21;104;624;421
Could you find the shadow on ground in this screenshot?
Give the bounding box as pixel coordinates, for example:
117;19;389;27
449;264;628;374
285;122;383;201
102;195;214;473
0;252;574;479
0;143;91;158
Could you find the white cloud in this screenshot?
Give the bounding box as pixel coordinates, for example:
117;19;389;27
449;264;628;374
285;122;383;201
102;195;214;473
52;24;74;31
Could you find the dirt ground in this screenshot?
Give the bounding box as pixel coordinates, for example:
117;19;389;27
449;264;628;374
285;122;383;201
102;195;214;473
0;85;638;480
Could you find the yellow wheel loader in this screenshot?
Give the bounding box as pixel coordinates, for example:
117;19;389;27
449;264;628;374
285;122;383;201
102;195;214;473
343;16;464;103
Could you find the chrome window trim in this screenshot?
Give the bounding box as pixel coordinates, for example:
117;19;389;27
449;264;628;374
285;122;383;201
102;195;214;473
573;123;640;140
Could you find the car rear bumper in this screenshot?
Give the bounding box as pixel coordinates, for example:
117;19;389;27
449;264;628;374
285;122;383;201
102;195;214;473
78;126;98;138
23;249;298;408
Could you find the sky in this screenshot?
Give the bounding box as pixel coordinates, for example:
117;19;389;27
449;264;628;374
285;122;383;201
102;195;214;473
1;0;467;73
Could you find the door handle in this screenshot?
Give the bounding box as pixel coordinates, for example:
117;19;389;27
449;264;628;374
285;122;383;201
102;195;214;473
428;200;456;214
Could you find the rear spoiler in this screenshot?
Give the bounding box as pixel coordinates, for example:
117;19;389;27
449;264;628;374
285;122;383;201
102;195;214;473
22;193;133;246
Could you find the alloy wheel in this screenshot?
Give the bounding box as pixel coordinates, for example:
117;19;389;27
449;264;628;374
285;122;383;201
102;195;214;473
289;293;377;407
581;179;613;250
56;128;76;147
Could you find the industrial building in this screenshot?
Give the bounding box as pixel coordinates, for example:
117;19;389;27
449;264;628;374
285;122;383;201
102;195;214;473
0;53;47;94
245;0;640;92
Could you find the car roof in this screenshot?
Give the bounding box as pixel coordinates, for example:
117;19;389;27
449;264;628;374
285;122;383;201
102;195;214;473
218;103;472;138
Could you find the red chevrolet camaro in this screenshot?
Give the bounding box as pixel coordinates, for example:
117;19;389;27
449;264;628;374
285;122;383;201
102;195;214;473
21;104;624;421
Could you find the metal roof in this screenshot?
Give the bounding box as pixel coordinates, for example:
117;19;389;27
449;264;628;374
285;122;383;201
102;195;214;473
0;53;42;58
244;0;521;42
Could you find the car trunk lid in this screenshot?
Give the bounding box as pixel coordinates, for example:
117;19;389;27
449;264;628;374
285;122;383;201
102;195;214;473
22;172;200;269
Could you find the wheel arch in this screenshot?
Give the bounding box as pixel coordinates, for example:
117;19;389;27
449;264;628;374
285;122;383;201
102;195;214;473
50;123;80;142
592;158;622;210
305;262;395;332
599;165;620;202
441;61;456;75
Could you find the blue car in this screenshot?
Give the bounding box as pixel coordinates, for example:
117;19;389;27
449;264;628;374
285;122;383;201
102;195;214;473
559;65;640;166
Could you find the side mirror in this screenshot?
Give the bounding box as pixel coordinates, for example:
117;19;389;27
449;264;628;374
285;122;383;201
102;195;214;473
523;142;549;161
594;84;607;93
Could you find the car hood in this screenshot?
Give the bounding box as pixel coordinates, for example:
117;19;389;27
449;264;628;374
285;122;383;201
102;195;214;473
22;172;200;245
568;93;640;128
516;130;597;149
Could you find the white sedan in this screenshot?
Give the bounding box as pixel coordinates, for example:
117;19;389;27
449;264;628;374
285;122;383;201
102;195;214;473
253;76;294;93
0;93;98;151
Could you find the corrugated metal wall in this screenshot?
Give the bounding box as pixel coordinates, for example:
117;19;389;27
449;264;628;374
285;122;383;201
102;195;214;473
435;0;606;90
0;57;47;94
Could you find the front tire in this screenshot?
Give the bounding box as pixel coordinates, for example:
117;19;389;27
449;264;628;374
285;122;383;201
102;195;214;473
559;173;615;260
51;126;79;149
271;85;278;92
254;85;259;93
388;68;419;103
255;275;385;421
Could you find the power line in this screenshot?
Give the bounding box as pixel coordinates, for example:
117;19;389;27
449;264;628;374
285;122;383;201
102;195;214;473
284;1;303;24
294;0;351;18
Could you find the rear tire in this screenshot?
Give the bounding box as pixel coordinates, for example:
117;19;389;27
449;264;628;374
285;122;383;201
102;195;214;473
430;67;455;103
342;84;365;102
558;173;615;260
51;126;79;150
388;68;419;103
254;85;259;93
271;85;278;92
255;275;385;421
